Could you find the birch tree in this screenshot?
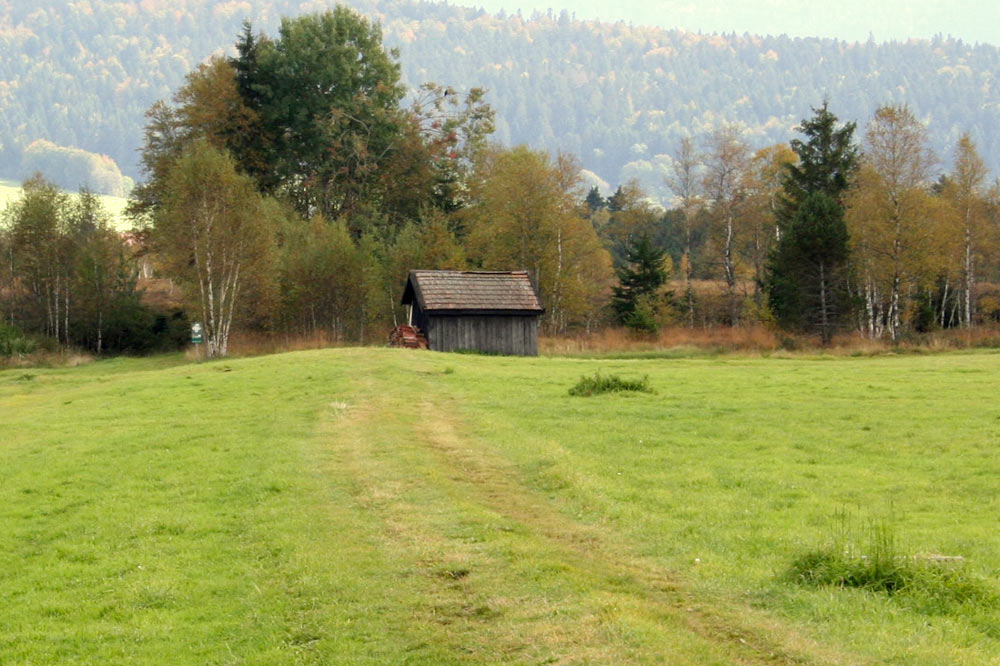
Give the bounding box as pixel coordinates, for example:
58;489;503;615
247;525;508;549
278;216;366;339
156;140;277;357
742;143;796;308
666;137;703;325
67;190;140;354
847;105;938;340
463;146;612;333
3;175;69;341
941;135;990;327
0;220;10;327
702;125;751;325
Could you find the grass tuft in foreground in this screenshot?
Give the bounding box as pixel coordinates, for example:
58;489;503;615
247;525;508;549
788;512;996;614
568;370;654;396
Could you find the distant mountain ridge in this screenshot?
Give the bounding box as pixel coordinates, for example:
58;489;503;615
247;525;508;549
2;0;999;201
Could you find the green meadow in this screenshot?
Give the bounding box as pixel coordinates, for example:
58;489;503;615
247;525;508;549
2;349;999;664
0;179;131;230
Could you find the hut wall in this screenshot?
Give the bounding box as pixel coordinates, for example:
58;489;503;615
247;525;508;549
411;301;430;334
425;315;539;356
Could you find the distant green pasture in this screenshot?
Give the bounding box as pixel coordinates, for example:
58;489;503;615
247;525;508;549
0;178;131;231
2;349;998;664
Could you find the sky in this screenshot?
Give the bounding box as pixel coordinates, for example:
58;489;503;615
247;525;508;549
463;0;1000;45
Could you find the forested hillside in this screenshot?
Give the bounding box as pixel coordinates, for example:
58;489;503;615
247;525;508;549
2;0;1000;199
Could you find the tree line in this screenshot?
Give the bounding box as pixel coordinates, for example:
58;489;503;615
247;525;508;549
4;7;1000;357
636;102;1000;344
0;177;187;354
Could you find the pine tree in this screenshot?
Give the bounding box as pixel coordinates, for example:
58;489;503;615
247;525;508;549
607;185;628;213
611;234;669;332
777;100;859;227
585;185;606;212
229;21;274;190
767;103;858;342
766;192;851;344
156;140;278;358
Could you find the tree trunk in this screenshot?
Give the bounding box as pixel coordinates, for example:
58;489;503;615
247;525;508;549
887;207;903;341
5;245;15;326
889;272;901;342
684;224;695;327
724;211;737;325
553;225;564;334
819;261;830;345
939;278;949;329
64;279;70;347
964;212;974;328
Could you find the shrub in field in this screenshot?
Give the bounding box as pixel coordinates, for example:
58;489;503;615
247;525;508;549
568;371;653;396
788;513;995;613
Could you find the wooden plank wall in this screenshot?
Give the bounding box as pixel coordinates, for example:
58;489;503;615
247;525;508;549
426;315;539;355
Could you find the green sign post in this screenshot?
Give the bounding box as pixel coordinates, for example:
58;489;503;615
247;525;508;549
191;322;204;361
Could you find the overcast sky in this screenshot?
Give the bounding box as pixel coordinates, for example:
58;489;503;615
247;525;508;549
463;0;1000;45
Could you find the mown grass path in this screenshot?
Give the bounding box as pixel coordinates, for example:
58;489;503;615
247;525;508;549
321;368;822;664
2;349;999;664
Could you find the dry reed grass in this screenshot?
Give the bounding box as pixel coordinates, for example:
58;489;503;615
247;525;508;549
11;325;1000;366
671;278;754;297
211;324;1000;360
0;350;95;369
542;324;1000;357
541;326;783;356
219;330;352;358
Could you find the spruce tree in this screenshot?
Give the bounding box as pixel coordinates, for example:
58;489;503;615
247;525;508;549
777;100;859;227
612;234;669;332
766;102;858;343
585;185;606;212
607;185;628;213
766;192;851;344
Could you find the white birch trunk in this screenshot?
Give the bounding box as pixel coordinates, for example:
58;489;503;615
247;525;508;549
964;211;973;328
940;278;949;329
724;210;737;324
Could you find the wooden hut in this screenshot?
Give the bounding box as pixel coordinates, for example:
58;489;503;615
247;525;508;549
401;270;545;355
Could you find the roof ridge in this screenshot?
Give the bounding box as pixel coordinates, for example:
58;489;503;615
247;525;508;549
412;269;526;275
404;269;544;312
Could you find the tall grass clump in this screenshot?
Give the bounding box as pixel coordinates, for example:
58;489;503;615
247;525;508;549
787;511;996;614
568;370;653;396
790;514;908;592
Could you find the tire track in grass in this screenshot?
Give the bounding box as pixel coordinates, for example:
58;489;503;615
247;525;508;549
412;400;845;666
318;371;855;665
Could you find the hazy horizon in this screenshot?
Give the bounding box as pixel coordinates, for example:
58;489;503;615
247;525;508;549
463;0;1000;46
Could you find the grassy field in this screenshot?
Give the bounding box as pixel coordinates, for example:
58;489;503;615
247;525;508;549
2;348;999;664
0;178;131;230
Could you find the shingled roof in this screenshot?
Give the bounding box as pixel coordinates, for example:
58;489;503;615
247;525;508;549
402;270;544;314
